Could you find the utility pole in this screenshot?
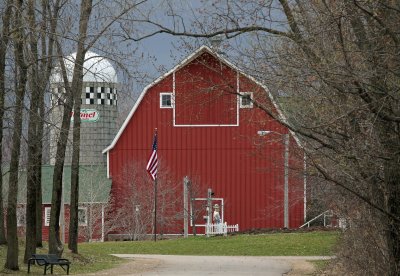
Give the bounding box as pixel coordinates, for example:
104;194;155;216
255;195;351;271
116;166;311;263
283;134;289;229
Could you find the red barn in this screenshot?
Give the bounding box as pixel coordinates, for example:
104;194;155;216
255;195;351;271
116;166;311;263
103;46;306;235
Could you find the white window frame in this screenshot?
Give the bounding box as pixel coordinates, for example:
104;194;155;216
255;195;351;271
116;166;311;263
17;206;26;227
78;207;88;226
160;92;174;108
239;92;253;108
44;207;51;226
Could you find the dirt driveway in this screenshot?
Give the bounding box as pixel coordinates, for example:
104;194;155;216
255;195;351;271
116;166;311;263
76;255;332;276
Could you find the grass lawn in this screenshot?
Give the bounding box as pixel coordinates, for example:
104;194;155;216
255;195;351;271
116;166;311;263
0;231;339;275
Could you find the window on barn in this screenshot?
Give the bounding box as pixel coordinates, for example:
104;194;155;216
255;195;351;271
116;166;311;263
17;206;26;227
239;92;253;108
78;207;88;226
160;93;174;108
44;207;51;226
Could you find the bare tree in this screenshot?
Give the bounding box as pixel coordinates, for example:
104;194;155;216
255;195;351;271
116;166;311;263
212;1;398;274
186;176;206;236
107;162;154;240
5;0;28;270
117;1;400;273
67;0;94;254
24;0;40;262
64;0;150;254
24;0;61;261
0;0;11;246
107;161;182;240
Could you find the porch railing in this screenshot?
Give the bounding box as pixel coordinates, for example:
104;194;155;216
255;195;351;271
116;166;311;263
206;222;239;237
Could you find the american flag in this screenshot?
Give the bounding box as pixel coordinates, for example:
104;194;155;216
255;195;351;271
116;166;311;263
146;130;158;180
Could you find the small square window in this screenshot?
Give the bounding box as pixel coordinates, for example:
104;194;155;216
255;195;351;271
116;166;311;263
160;93;173;108
240;92;253;108
78;207;87;226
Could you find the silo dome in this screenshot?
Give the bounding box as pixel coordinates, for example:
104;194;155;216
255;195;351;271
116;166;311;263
51;51;117;83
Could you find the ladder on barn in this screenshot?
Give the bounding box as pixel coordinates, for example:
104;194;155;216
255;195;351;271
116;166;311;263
206;222;239;237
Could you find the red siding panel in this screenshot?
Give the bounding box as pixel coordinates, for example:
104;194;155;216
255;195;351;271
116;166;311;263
108;52;305;233
175;53;237;125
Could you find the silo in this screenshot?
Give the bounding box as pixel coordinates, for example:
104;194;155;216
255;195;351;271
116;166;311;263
49;52;118;166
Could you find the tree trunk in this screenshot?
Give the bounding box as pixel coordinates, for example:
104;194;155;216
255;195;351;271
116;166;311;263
49;0;93;255
68;76;84;253
5;0;27;269
68;0;93;254
36;0;60;248
35;92;44;247
0;0;11;246
386;161;400;276
382;124;400;276
24;0;41;263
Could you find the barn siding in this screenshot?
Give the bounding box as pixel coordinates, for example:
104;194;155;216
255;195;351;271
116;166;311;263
108;51;304;233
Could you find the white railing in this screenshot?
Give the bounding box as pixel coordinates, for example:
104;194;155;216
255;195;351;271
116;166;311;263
300;210;333;228
206;222;239;237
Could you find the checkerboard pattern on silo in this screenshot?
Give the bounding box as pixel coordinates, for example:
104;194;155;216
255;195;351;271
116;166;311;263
83;86;117;105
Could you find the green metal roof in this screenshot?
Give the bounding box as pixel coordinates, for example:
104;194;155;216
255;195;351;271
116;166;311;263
2;165;111;204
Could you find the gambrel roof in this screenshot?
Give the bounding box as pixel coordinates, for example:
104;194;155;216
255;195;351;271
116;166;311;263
103;45;293;156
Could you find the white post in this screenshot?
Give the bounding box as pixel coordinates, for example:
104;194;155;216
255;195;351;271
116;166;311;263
221;199;224;224
303;153;307;223
135;205;140;240
60;178;65;243
101;204;105;242
183;176;189;238
284;134;289;229
207;188;212;225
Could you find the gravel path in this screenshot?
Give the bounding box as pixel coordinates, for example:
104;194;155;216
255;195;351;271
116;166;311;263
75;255;332;276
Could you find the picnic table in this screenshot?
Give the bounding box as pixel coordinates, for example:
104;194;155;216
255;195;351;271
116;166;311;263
28;254;70;275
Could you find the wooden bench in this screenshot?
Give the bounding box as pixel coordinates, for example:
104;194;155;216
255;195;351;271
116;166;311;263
28;254;70;275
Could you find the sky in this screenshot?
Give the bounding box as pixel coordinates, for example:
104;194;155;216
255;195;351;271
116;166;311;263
116;0;286;91
83;0;286;109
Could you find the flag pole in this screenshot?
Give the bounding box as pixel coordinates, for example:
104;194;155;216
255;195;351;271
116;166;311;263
154;175;157;242
147;128;158;242
153;128;157;242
